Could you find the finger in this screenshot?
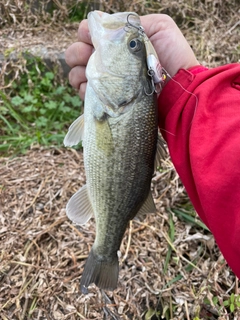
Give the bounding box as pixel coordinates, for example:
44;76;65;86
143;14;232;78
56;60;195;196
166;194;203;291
79;82;87;100
140;14;174;38
65;42;93;68
68;66;87;89
77;19;92;43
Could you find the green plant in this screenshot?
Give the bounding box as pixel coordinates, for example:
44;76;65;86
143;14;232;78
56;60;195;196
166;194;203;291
172;208;209;232
144;308;162;320
163;212;175;274
203;292;240;317
223;293;240;313
144;300;170;320
0;54;82;155
68;1;89;22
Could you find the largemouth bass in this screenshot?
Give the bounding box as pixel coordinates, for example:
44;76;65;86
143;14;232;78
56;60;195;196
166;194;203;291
64;11;164;294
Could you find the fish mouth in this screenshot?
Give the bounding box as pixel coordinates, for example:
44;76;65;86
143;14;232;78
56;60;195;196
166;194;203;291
88;11;139;29
88;11;140;48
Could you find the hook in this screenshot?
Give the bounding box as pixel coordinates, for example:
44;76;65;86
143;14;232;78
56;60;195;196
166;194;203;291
125;14;166;96
145;68;165;96
126;13;145;35
144;75;156;96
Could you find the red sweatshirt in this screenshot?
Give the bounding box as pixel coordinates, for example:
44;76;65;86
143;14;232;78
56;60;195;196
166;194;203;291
158;63;240;278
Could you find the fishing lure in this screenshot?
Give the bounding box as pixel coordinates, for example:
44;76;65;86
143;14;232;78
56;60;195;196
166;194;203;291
126;14;167;94
125;13;199;127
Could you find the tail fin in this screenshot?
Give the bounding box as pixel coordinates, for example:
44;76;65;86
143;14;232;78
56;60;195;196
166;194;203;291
80;249;119;294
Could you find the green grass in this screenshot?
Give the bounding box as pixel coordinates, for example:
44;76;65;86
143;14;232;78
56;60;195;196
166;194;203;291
163;212;175;274
172;207;209;232
0;54;82;156
68;1;91;22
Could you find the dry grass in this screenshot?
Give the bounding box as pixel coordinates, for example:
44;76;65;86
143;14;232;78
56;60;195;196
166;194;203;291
0;0;239;65
0;147;239;319
1;0;240;319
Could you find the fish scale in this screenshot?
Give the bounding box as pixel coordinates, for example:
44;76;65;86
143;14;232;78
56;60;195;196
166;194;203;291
64;11;163;294
83;88;158;287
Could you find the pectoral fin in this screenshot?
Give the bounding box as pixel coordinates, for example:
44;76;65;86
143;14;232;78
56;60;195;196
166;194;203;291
154;133;166;171
66;184;93;225
64;114;84;147
96;119;114;156
137;191;156;215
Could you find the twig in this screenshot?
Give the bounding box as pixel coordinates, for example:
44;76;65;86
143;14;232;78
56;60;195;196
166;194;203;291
225;20;240;34
235;277;239;294
65;221;86;238
184;300;190;320
9;260;86;271
24;178;47;211
121;220;133;263
35;216;67;240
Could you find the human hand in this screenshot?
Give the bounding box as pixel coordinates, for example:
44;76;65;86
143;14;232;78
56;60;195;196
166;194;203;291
65;13;199;100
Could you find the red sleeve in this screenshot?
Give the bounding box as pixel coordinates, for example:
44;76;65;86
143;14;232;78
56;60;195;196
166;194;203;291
158;63;240;278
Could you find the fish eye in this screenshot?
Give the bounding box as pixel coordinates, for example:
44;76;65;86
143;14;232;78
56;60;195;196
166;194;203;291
129;39;142;52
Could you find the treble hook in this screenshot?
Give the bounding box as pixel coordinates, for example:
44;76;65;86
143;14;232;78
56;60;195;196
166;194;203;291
125;13;166;96
144;71;156;96
144;68;164;96
125;13;145;35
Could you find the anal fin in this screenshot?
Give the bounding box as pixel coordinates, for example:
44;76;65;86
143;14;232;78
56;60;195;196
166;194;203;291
154;132;166;171
137;191;156;216
66;184;93;225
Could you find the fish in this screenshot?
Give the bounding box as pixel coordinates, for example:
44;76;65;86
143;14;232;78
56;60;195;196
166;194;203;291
64;11;165;294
